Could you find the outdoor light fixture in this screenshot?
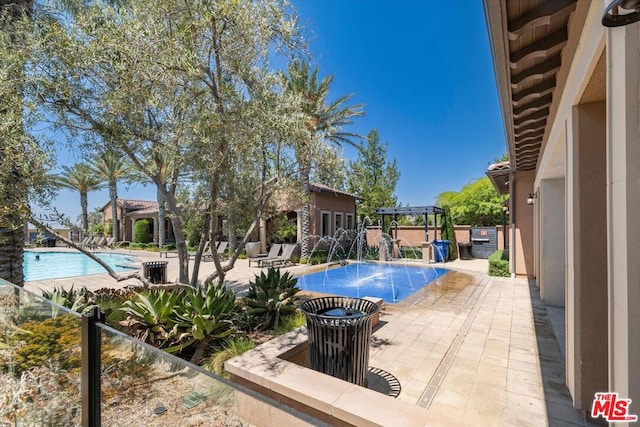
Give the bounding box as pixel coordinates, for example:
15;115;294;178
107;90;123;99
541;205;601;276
527;193;536;205
602;0;640;27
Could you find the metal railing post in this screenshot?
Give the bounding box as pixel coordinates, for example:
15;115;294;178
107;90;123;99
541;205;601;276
82;306;105;427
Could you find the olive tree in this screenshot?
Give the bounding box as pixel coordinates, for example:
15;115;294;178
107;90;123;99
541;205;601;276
25;0;307;286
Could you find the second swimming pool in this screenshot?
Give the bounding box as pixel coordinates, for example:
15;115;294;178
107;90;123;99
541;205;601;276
296;262;448;303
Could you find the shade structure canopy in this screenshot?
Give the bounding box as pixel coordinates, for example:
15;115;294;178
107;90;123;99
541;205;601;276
374;206;446;243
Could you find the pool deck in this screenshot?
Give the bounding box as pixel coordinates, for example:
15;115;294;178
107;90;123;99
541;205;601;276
24;248;596;426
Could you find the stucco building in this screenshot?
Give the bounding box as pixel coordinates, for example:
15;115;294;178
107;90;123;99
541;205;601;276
484;0;639;421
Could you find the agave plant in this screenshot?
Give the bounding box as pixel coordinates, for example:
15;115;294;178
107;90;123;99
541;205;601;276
119;285;238;355
244;268;301;331
41;285;96;315
119;290;191;351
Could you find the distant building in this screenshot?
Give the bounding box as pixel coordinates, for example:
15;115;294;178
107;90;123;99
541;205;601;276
101;199;174;243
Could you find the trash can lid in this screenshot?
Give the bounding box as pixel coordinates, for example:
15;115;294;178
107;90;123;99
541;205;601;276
316;307;366;318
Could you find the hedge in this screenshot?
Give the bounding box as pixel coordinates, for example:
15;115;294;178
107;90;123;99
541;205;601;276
488;249;510;277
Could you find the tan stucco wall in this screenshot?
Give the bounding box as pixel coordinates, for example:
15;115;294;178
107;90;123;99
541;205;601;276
511;170;535;277
310;192;357;236
365;225;504;250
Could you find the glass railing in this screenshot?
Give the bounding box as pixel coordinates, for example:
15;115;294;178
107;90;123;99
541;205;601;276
0;279;321;426
0;281;82;425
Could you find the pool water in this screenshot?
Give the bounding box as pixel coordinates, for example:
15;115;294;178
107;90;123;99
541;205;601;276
296;262;448;303
24;251;137;281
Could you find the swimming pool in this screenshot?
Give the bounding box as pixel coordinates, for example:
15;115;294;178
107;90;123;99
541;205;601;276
24;251;137;282
296;262;448;303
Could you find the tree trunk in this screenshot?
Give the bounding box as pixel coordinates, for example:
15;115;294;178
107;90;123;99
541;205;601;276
109;182;118;240
299;163;312;259
164;191;189;284
156;185;165;248
0;223;25;287
0;0;32;287
81;191;89;233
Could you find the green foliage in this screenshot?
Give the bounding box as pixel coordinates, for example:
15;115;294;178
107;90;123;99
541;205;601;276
119;285;236;354
399;246;422;259
133;219;151;243
347;129;400;221
273;311;306;336
440;208;457;261
91;288;136;329
488;250;510;277
41;285;96;315
185;216;205;248
273;215;297;243
202;336;256;377
10;314;81;376
245;268;301;331
437;177;507;226
308;249;329;265
90;222;105;236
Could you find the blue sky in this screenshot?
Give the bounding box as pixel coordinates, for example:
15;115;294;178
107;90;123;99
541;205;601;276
46;0;506;223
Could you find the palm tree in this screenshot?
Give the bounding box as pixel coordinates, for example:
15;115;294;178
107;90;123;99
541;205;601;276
55;163;104;234
87;149;134;240
0;1;33;287
283;59;364;258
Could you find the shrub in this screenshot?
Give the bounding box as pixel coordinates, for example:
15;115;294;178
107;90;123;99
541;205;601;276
202;336;256;377
11;314;81;376
133;219;151;243
90;222;105;236
440;207;458;261
244;268;300;330
274;311;306;336
41;285;96;314
399;246;422;259
488;250;510;277
119;285;236;354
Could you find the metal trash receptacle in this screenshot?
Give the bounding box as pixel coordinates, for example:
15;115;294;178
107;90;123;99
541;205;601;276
142;261;168;284
433;240;450;262
300;296;379;386
458;242;473;260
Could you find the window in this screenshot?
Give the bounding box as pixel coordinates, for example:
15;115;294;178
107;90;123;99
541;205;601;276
321;211;331;236
346;213;354;230
334;213;343;232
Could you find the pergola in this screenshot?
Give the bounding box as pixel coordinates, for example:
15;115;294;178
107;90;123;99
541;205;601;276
374;206;446;242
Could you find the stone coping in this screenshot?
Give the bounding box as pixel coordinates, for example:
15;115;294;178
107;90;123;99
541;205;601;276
225;327;429;427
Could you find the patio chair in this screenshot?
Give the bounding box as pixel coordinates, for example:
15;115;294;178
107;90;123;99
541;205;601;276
261;243;297;268
105;237;116;248
78;236;91;248
216;241;229;260
93;236;107;249
190;241;211;260
80;236;98;249
250;243;281;267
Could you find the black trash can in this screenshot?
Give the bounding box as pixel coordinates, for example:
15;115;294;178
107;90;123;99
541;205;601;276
46;238;56;247
300;296;379;386
142;261;168;284
458;243;473;260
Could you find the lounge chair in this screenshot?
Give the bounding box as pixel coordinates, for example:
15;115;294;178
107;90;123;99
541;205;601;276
260;243;297;268
93;236;107;249
80;236;98;249
105;237;116;248
265;243;298;268
78;236;91;248
203;241;229;261
250;243;281;267
216;241;229;259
